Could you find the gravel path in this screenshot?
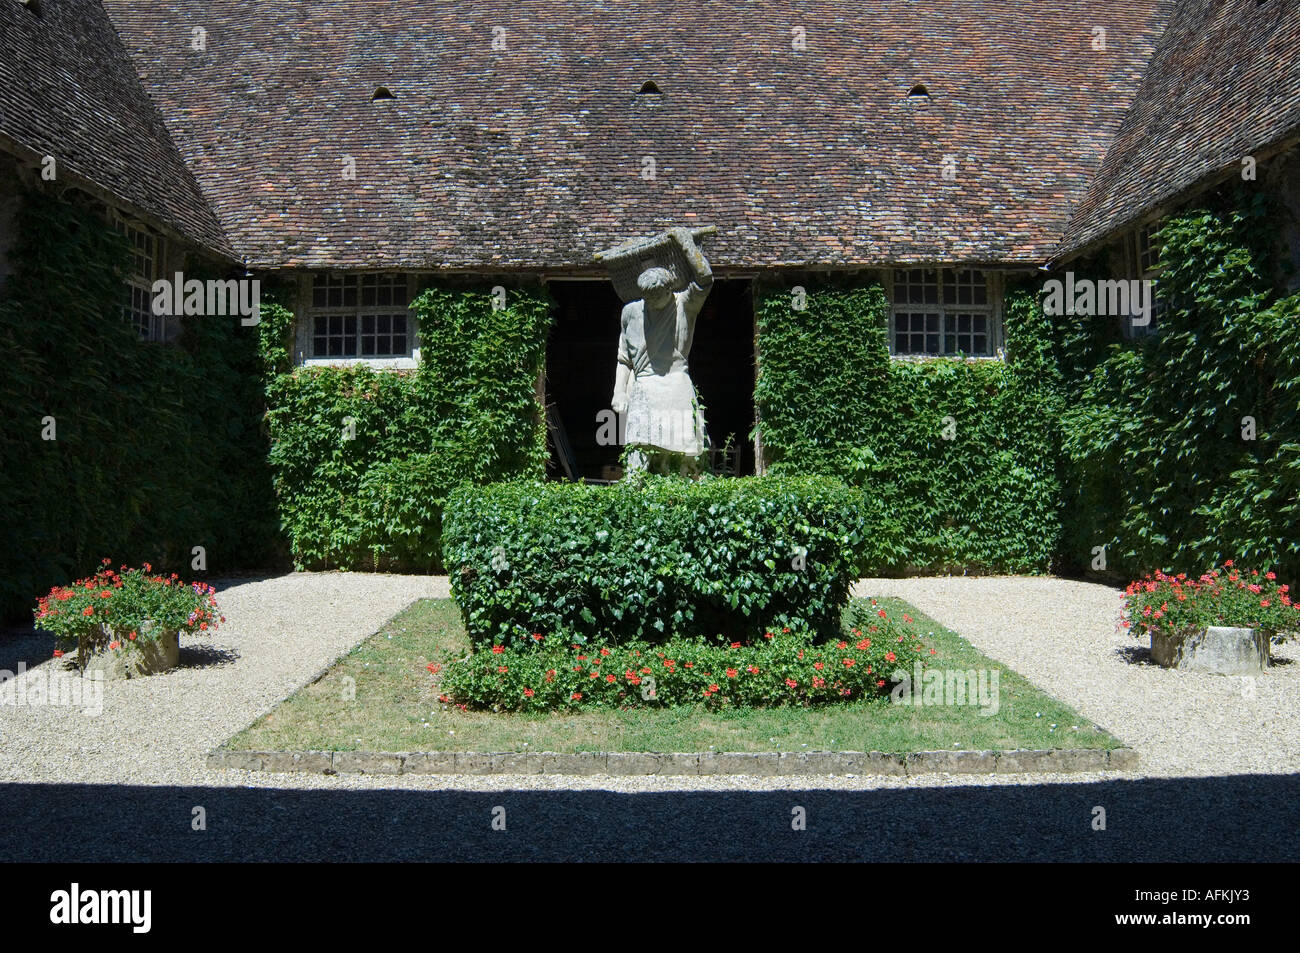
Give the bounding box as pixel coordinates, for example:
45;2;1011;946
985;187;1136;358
855;576;1300;778
0;572;448;786
2;572;1297;861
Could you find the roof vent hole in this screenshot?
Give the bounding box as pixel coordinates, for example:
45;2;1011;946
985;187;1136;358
907;84;931;101
638;81;662;95
372;87;395;102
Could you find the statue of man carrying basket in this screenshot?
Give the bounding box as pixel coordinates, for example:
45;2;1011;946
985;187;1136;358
596;225;716;475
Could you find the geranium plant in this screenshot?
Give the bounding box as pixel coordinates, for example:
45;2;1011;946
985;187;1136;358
33;559;224;669
437;599;934;713
1121;562;1300;642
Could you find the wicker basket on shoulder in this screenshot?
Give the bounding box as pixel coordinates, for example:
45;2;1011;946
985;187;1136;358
595;226;716;303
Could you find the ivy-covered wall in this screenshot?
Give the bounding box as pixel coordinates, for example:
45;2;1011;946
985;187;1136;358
257;284;553;572
1055;188;1300;582
0;188;281;619
753;276;1063;574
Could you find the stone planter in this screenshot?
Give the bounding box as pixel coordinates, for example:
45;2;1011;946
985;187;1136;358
1150;626;1270;674
68;625;180;681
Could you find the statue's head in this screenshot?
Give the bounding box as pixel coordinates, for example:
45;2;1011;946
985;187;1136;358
637;267;674;309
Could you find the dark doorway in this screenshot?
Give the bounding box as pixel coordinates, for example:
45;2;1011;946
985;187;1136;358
545;278;756;481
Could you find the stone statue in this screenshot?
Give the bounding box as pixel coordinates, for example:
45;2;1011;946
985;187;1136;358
602;226;714;474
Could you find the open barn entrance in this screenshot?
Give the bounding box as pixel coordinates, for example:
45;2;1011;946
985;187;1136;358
544;278;756;481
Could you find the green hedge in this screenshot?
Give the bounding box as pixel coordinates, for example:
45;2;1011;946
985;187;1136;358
442;476;866;647
753;278;1061;574
1057;191;1300;582
260;285;552;571
0;189;280;620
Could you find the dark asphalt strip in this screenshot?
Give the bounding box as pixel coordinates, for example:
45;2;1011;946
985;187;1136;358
2;773;1297;862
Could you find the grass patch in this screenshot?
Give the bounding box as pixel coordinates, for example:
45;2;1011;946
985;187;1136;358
228;598;1120;754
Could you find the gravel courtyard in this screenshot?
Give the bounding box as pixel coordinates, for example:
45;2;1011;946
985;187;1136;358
2;572;1297;861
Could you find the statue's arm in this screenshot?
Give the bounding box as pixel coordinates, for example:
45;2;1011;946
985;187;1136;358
671;226;713;315
612;306;633;414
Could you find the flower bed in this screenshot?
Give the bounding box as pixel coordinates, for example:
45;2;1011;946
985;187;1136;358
33;559;224;670
1120;562;1300;642
438;599;933;712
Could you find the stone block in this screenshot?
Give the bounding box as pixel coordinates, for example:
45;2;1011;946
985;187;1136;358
1151;627;1270;674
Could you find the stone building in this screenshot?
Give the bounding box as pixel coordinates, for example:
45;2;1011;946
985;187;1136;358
3;0;1299;478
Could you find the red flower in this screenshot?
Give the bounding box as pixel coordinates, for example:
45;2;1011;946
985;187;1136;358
1261;599;1271;608
785;678;798;688
532;632;543;641
599;648;611;657
842;658;855;667
571;692;582;701
726;668;738;678
523;688;534;698
812;676;825;689
877;609;887;618
52;650;63;658
545;669;556;682
781;627;790;634
426;662;441;674
82;607;94;616
491;645;504;654
764;632;774;639
814;661;824;670
1266;571;1276;581
746;665;759;674
903;614;913;624
605;674;616;683
857;639;871;650
885;651;896;662
877;679;886;688
709;684;720;693
497;666;508;674
730;642;742;649
1225;559;1234;567
109;641;121;650
836;641;848;650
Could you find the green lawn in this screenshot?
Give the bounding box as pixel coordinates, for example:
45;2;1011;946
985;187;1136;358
228;597;1120;754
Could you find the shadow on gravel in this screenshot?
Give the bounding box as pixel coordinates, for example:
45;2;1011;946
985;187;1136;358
0;624;53;675
1;773;1297;862
179;645;241;669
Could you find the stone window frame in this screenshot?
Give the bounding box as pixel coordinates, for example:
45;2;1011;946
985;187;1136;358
113;213;166;343
884;267;1004;359
297;272;422;369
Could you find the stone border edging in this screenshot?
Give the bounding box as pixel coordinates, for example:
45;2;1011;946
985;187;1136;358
207;746;1138;777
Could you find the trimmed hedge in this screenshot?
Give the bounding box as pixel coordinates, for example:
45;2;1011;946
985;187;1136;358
753;278;1062;574
259;284;552;571
442;475;866;647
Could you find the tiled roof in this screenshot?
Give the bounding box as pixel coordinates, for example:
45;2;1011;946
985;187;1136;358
0;0;232;257
104;0;1168;271
1057;0;1300;260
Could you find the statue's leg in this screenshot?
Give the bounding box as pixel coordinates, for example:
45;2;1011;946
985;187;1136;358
625;448;649;474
